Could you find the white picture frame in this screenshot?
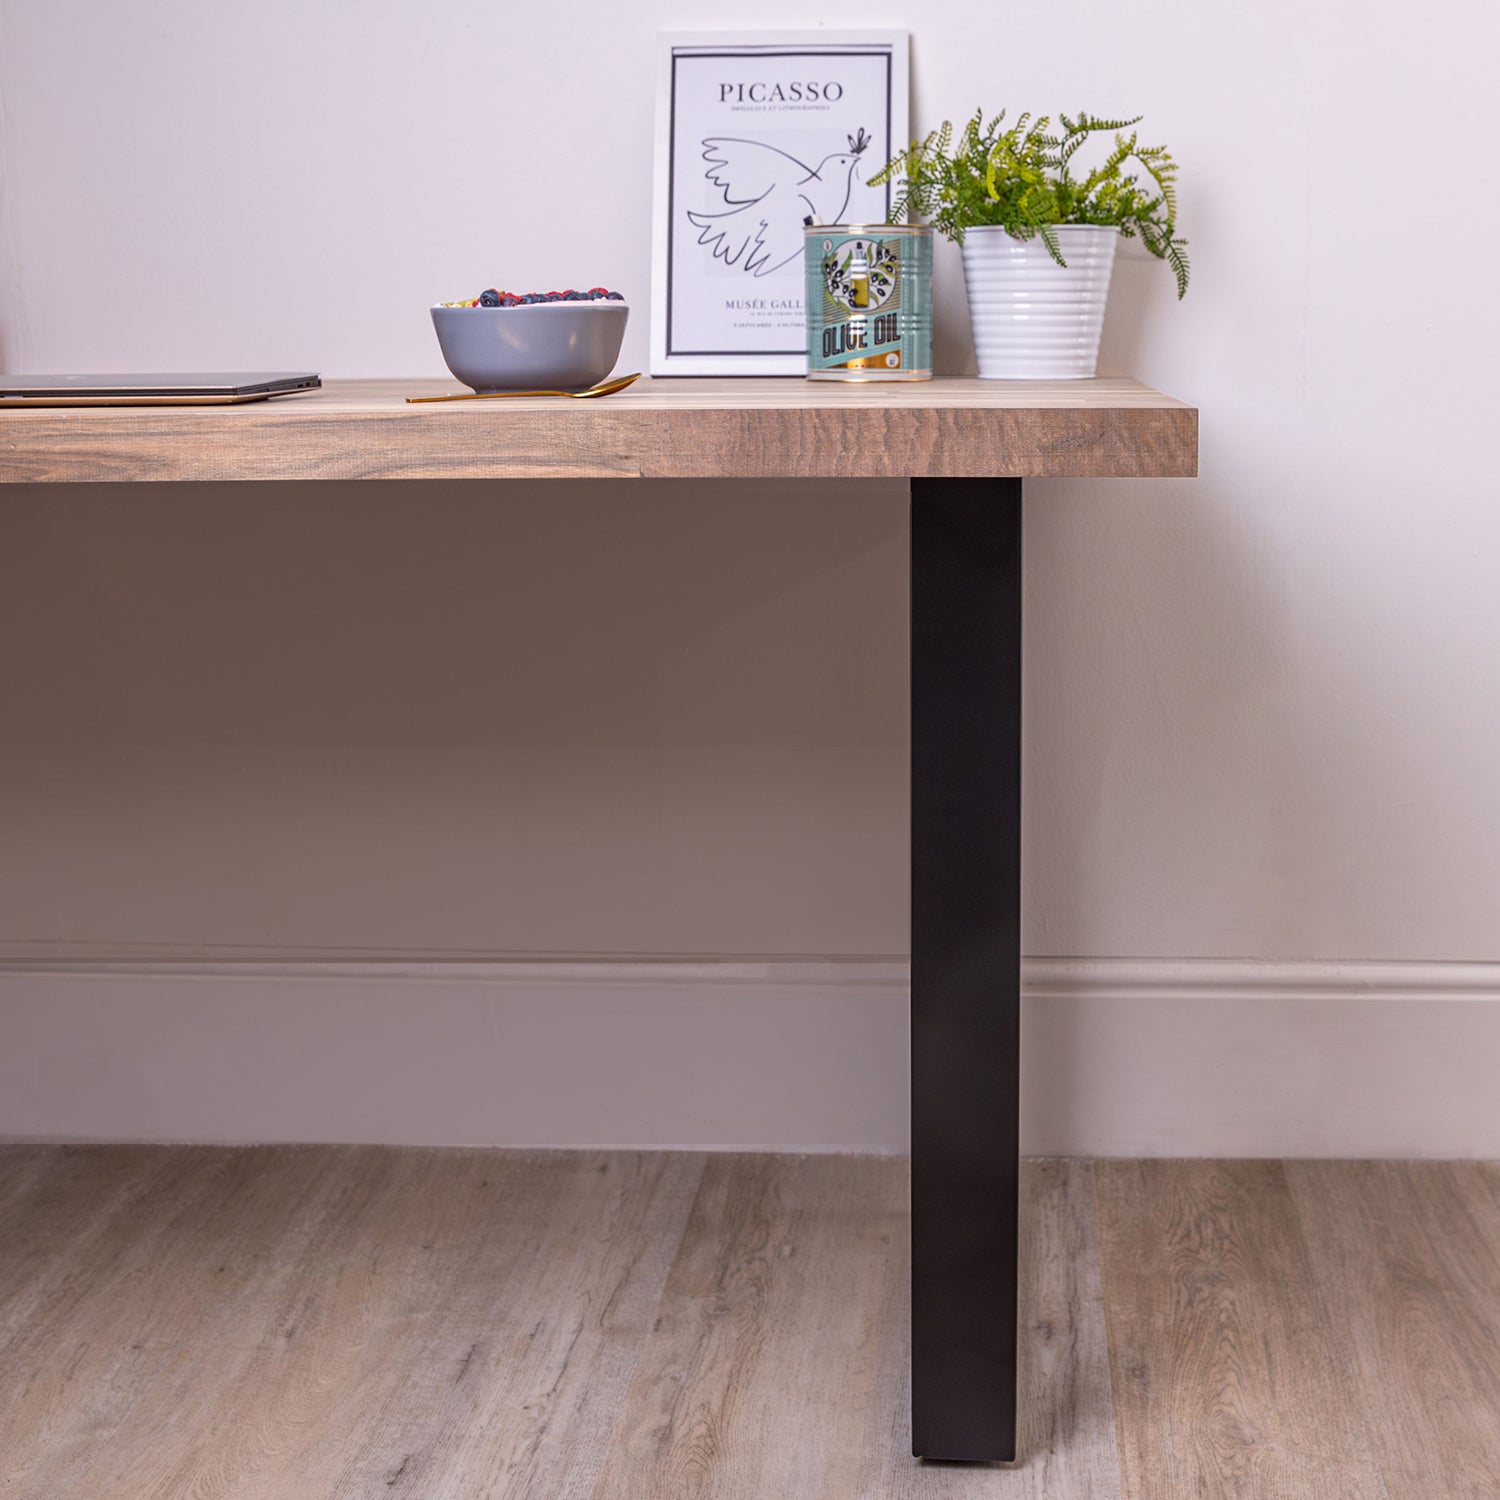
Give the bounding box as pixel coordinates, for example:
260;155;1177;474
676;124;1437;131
650;31;910;376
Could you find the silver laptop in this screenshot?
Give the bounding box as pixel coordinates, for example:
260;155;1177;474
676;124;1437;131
0;372;321;406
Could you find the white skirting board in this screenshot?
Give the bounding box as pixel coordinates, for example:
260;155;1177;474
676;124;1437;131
1;958;1498;1156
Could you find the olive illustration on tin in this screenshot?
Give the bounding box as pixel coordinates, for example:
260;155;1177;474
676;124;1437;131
822;238;899;312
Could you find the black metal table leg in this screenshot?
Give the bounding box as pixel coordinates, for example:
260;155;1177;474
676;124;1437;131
909;477;1022;1463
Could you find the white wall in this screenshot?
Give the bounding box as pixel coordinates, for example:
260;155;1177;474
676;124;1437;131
2;0;1498;1150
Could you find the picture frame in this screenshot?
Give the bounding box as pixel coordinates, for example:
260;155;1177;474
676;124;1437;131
650;31;910;376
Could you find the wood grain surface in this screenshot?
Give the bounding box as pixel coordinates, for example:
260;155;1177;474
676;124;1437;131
1094;1159;1385;1499
592;1152;907;1500
0;377;1198;482
6;1149;1497;1499
1286;1160;1500;1499
0;1146;704;1500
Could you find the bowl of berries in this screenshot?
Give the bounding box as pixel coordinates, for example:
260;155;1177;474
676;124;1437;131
431;287;628;394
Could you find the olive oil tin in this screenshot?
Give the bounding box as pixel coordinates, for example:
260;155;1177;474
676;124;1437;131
805;224;932;381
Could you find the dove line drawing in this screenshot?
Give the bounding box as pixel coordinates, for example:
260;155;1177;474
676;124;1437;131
685;127;873;279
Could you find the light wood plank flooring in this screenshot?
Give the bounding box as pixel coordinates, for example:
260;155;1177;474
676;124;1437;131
2;1148;1496;1498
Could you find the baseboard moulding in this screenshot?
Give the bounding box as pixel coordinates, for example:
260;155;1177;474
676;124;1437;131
2;956;1496;1156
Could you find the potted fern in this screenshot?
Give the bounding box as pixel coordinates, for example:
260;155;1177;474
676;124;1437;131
870;111;1189;378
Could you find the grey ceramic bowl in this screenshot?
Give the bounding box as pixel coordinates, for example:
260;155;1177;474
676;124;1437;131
430;302;628;393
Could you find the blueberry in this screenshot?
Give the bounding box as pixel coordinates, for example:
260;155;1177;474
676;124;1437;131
589;288;609;299
500;294;520;307
605;291;624;301
478;289;501;307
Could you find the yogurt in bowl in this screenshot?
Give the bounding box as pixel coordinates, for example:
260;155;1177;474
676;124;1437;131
430;288;628;394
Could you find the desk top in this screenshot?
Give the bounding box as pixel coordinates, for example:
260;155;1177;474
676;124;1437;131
0;376;1196;483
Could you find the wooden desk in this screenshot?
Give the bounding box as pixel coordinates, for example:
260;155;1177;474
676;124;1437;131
0;376;1197;1462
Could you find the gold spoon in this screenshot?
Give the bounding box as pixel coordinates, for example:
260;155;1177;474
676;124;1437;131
406;373;641;403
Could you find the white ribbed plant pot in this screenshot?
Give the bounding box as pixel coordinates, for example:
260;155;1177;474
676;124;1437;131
961;224;1118;378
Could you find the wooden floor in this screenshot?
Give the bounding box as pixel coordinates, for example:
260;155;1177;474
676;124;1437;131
3;1149;1498;1499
